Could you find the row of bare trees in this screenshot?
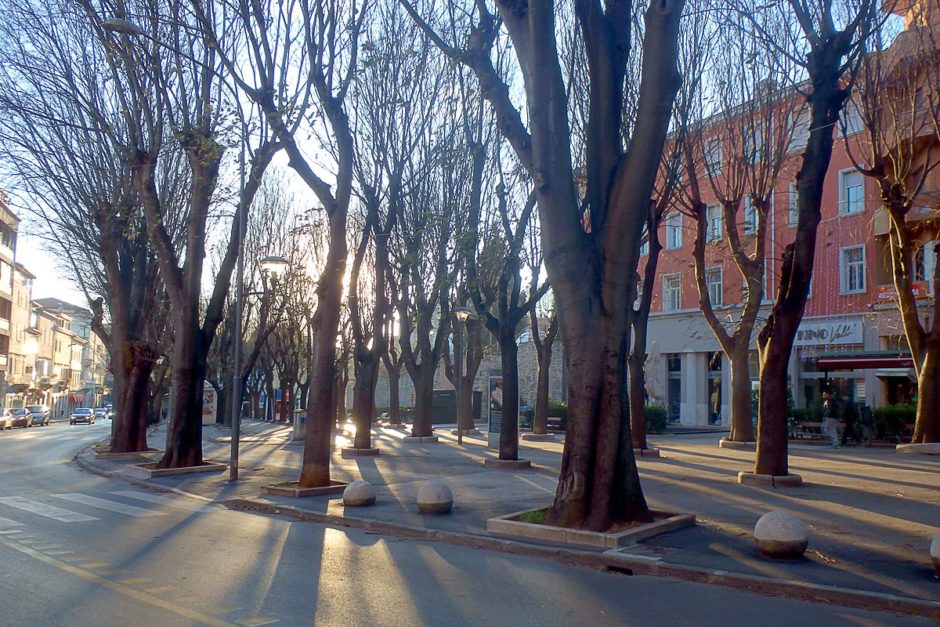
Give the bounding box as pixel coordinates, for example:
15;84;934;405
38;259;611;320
2;0;938;535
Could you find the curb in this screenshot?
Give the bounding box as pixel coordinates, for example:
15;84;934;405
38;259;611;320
74;450;215;504
221;497;940;620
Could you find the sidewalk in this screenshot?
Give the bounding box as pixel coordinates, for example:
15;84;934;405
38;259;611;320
78;420;940;615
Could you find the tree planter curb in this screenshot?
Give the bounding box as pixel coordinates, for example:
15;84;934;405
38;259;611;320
125;461;228;479
896;443;940;455
633;448;662;458
341;447;380;458
719;439;757;450
487;507;695;549
93;449;162;462
263;481;349;498
450;429;483;437
738;472;804;487
483;458;532;470
402;436;439;443
520;432;556;442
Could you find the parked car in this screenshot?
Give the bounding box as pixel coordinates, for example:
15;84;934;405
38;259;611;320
69;408;95;425
0;408;12;430
93;407;109;421
11;408;33;428
25;405;50;426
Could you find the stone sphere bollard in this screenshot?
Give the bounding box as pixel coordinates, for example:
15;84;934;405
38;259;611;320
931;534;940;577
343;480;376;507
417;480;453;514
754;510;808;559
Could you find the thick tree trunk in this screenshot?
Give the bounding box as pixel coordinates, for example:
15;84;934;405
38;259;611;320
458;375;475;430
159;305;207;469
411;368;435;437
728;347;754;442
110;342;156;453
352;354;379;449
628;351;648;450
279;378;291;423
914;343;940;443
214;384;227;426
498;333;520;460
388;367;401;425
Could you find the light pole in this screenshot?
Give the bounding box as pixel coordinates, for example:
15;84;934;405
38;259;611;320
230;249;289;482
453;307;472;446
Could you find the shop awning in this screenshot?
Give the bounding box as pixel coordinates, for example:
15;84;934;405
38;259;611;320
875;368;916;379
816;351;914;370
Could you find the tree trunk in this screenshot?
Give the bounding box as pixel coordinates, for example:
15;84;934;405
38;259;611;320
388;367;401;425
352;354;378;449
411;368;435;437
458;375;474;430
110;341;156;453
214;384;227;426
279;378;290;423
914;342;940;443
498;330;520;460
532;343;553;435
728;346;754;442
628;350;648;450
159;305;207;469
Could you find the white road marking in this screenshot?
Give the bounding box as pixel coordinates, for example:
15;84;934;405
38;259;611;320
0;515;23;529
50;494;167;518
109;490;210;512
0;496;99;522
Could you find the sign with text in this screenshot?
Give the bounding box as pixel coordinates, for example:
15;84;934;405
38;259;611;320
878;282;931;300
794;319;862;347
488;376;503;434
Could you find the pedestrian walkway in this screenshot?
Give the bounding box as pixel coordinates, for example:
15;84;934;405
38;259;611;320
80;420;940;612
0;489;213;526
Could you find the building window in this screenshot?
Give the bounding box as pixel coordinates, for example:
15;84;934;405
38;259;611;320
840;245;866;294
914;240;938;291
788;182;798;226
705;266;723;306
838;102;864;137
665;212;682;250
662;273;682;311
634;280;644;310
705;138;722;174
706;204;722;242
640;226;650;256
839;169;864;215
743;197;757;235
742;267;769;304
788;107;810;152
745;123;764;164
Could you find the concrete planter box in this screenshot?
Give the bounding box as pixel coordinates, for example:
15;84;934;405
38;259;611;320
450;429;483;437
484;458;532;470
520;432;556;442
633;448;662;458
341;447;380;458
126;461;227;479
896;443;940;455
487;507;696;549
263;480;349;498
738;472;803;487
719;439;757;450
402;436;439;443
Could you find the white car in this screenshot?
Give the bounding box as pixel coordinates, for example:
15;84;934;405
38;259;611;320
0;408;14;430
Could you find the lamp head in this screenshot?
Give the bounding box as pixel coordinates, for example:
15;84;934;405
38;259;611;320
260;255;289;278
453;307;472;322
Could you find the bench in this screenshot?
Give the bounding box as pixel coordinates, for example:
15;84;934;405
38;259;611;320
791;421;844;440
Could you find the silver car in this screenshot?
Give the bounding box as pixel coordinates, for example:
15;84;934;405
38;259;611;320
25;404;50;426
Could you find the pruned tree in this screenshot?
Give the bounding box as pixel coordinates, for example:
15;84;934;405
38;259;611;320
848;4;940;442
748;0;881;477
677;13;798;444
405;0;684;530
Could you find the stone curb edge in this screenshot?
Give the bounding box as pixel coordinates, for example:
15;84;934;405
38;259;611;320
74;448;940;620
221;498;940;620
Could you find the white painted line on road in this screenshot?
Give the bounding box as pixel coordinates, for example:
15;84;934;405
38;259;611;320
109;490;210;512
0;515;23;529
51;493;167;518
0;496;99;523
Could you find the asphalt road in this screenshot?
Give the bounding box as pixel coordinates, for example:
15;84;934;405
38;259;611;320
0;420;931;627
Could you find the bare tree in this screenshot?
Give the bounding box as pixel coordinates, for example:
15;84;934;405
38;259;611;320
848;5;940;442
405;0;684;530
748;0;881;477
677;15;798;444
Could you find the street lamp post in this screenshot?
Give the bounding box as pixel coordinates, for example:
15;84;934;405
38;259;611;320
453;307;472;446
229;217;289;483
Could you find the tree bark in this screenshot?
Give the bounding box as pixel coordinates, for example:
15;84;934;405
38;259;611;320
628;350;648;450
352;354;379;448
110;342;157;453
728;346;754;442
388;366;402;425
411;367;435;437
914;340;940;443
533;339;554;435
498;331;520;460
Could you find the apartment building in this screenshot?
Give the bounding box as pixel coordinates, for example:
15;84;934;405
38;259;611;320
33;298;108;407
0;191;18;402
5;263;38;407
641;3;938;424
